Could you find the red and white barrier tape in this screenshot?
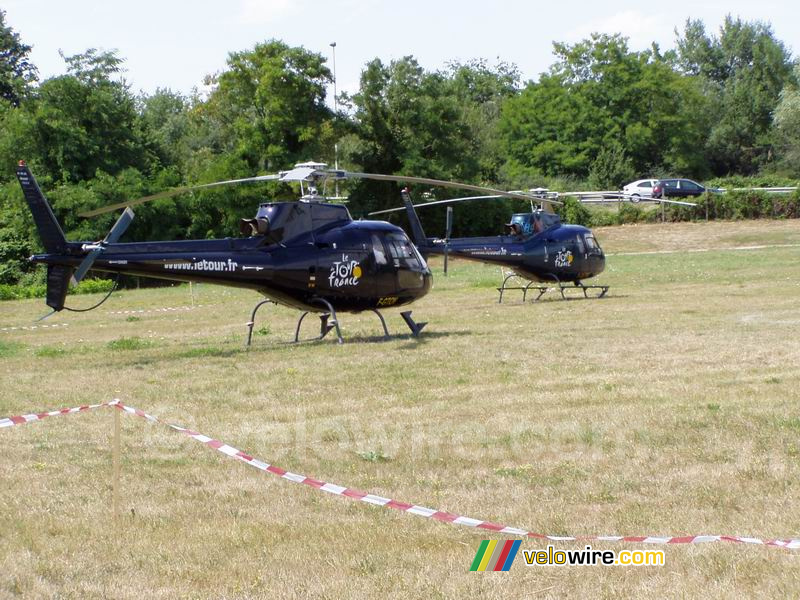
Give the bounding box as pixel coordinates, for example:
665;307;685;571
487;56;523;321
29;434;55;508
0;401;110;428
2;400;798;550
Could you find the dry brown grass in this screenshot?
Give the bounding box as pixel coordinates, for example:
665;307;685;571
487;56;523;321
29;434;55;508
1;219;799;598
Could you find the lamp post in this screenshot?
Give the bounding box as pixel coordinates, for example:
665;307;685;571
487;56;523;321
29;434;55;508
330;41;339;197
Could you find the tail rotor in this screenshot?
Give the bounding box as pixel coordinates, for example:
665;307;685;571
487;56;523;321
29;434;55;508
71;208;135;286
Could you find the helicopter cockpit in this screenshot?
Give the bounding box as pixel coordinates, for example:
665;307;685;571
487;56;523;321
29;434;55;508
504;211;561;237
239;202;352;244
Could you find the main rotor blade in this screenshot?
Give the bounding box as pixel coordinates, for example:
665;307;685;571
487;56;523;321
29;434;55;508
576;192;697;207
347;172;562;205
79;174;281;218
369;195;504;216
278;166;320;182
653;197;698;207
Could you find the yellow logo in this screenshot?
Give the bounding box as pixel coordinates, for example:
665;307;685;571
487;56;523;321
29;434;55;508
377;296;398;307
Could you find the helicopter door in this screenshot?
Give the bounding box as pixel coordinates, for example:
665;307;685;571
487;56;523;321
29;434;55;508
319;232;373;298
370;233;397;297
384;233;427;291
553;237;578;272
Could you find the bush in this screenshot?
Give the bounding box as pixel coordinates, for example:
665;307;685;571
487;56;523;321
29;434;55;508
0;277;115;301
558;197;592;226
587;144;636;190
617;203;646;224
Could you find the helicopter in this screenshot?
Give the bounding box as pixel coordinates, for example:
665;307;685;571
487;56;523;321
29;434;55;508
370;190;608;303
16;160;557;344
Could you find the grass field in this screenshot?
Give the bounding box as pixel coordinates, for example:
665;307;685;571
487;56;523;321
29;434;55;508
1;219;799;598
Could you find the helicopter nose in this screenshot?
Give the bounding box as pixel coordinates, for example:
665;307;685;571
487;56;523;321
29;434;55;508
423;267;433;293
594;253;606;276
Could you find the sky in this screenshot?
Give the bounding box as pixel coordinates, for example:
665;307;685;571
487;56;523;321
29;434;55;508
3;0;798;105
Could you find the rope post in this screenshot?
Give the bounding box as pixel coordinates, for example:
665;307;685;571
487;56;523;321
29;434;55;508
113;406;120;520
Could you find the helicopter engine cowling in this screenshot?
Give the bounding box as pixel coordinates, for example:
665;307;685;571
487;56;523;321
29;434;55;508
239;217;270;237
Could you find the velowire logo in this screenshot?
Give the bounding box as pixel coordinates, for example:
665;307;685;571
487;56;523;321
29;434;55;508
470;540;521;571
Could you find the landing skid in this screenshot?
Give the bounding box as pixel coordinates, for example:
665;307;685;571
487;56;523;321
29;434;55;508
497;276;609;303
245;297;407;347
553;282;609;300
245;299;276;347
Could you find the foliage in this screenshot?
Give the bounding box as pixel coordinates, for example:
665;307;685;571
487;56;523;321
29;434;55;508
204;40;333;173
0;10;37;106
445;59;520;183
588;143;636;190
500;34;711;180
676;17;795;175
35;50;153;182
345;56;513;236
557;197;591;226
0;277;114;301
771;65;800;176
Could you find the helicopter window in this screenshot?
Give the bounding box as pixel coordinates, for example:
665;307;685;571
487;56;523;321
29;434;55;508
387;238;413;259
372;234;387;265
386;234;420;268
411;243;427;269
584;235;600;250
575;236;585;254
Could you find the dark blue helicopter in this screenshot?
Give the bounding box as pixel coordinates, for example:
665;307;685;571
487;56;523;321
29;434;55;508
372;190;607;302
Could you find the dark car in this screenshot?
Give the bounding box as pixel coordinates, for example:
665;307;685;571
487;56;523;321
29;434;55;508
652;178;705;198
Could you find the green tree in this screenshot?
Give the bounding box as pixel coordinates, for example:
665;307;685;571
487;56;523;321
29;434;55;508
204;40;333;173
139;88;191;169
0;180;37;284
0;9;37;106
772;65;800;176
446;59;520;182
349;57;474;180
500;71;597;177
346;57;490;227
676;17;795;174
500;34;709;180
31;49;152;182
588;143;635;189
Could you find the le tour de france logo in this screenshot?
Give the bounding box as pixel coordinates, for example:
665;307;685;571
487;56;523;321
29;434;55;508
329;254;362;288
554;248;574;268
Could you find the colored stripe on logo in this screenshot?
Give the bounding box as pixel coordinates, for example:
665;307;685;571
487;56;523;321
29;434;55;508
501;540;521;571
487;540;506;569
470;540;521;571
477;540;498;571
470;540;490;571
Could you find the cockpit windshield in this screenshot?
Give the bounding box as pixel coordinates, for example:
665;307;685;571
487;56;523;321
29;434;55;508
507;212;561;236
386;233;427;269
584;234;602;252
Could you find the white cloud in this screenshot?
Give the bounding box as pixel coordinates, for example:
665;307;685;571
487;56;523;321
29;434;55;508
566;10;674;51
